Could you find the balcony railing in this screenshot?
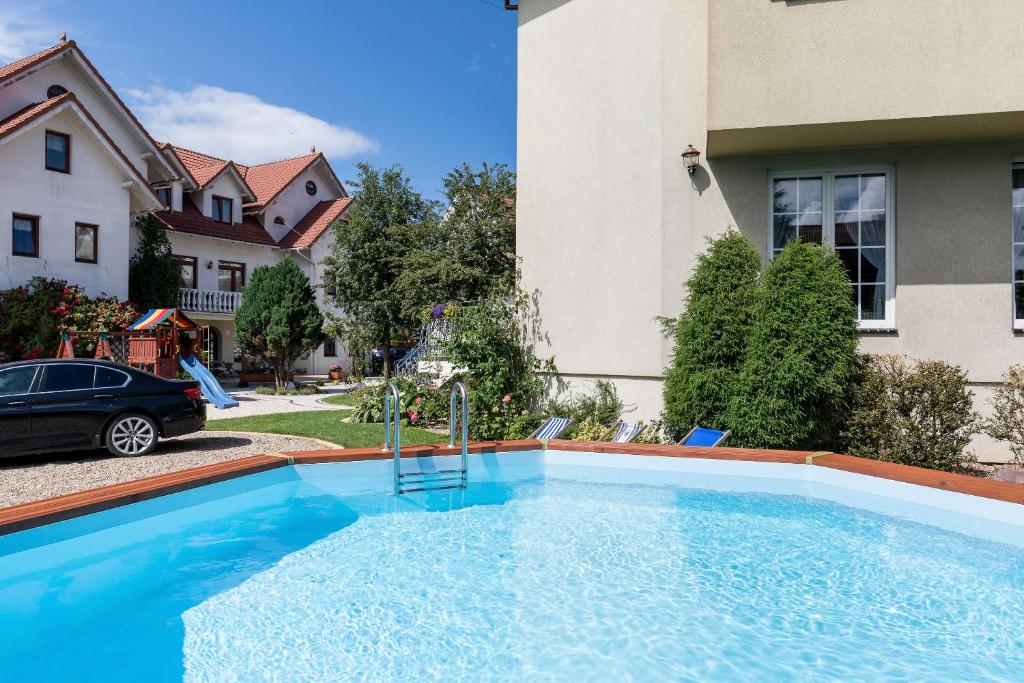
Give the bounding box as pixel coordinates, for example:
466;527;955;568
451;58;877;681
179;288;242;314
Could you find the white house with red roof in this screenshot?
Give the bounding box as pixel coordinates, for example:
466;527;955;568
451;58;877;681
0;37;353;374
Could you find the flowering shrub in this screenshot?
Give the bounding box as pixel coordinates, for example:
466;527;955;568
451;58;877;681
0;277;137;362
441;287;556;440
348;378;450;427
329;363;344;373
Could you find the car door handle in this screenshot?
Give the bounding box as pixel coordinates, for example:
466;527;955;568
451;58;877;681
5;400;27;406
93;394;114;399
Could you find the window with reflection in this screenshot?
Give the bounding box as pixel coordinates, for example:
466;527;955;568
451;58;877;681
45;130;70;172
218;261;245;292
1013;164;1024;324
770;170;892;326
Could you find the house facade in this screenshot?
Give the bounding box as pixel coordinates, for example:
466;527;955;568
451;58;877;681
511;0;1024;462
0;38;351;374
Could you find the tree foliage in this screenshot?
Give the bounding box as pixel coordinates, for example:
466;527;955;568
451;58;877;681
323;162;437;377
662;230;760;440
129;214;181;311
985;364;1024;467
843;355;980;474
442;286;556;440
235;258;324;387
729;240;859;449
396;162;517;305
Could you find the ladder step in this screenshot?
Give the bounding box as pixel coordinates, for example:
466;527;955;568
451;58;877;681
397;468;466;479
399;482;466;493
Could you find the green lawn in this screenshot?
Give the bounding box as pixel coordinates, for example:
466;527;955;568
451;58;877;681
320;393;356;407
206;410;445;449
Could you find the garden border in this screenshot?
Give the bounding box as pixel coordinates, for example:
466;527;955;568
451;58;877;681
2;440;1023;536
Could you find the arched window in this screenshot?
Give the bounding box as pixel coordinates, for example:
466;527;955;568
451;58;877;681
47;84;68;99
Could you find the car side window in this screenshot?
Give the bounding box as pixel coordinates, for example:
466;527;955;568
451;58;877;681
39;364;95;392
95;367;129;388
0;366;37;396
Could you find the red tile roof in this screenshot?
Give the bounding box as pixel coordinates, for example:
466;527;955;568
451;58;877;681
240;153;320;209
278;198;353;248
0;94;70;137
0;41;72;84
161;144;254;196
1;39;176;181
153;196;276;246
0;92;160;207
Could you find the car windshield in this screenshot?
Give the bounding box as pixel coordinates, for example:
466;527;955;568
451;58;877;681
0;366;36;396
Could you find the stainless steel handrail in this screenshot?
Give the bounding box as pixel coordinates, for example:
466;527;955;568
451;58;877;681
383;384;401;495
449;381;469;489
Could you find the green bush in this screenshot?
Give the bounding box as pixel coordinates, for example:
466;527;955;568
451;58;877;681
571;416;609;441
842;355;980;474
985;365;1024;466
442;286;555;440
547;379;623;438
347;378;450;427
729;240;859;449
662;230;760;440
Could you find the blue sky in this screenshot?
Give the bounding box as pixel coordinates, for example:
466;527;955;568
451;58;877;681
0;0;518;201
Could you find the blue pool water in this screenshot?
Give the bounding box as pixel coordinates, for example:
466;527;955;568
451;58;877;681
2;452;1024;681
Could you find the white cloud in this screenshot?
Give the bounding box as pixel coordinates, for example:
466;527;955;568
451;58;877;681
0;8;62;63
127;84;378;163
467;53;481;72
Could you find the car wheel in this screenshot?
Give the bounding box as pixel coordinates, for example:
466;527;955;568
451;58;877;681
106;413;158;457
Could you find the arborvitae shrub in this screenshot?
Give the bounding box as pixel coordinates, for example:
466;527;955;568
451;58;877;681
662;230;760;440
729;240;858;449
843;355;980;474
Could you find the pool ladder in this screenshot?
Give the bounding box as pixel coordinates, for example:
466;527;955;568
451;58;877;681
385;382;469;495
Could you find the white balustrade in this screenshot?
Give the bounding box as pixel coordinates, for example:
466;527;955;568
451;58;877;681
178;288;242;314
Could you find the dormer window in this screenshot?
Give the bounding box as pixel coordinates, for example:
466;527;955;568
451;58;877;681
46;84;68;99
156;187;172;208
211;196;232;224
45;131;70;173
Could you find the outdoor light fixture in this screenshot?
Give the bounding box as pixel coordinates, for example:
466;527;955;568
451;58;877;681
206;260;213;270
682;144;701;176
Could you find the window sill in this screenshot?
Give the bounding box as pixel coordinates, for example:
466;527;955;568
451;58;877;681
856;327;898;335
12;252;39;258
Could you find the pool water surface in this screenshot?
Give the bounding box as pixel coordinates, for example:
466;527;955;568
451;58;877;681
1;451;1023;681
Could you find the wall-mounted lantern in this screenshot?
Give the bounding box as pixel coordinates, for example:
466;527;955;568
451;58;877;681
206;260;214;270
681;144;701;176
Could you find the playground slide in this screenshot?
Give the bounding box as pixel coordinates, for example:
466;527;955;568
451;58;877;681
178;354;239;409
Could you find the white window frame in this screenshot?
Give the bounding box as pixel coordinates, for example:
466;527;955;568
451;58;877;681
1012;162;1024;330
766;165;896;330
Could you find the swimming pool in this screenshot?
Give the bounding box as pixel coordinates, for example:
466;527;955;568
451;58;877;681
2;448;1023;681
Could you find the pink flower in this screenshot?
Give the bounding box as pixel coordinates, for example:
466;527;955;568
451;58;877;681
409;412;419;421
414;396;422;405
502;394;511;404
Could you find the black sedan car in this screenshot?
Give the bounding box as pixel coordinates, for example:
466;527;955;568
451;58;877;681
0;359;206;458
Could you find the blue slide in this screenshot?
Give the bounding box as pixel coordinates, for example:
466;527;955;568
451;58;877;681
178;353;239;409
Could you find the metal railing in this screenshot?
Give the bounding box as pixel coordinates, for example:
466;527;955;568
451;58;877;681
179;288;242;314
389;381;469;495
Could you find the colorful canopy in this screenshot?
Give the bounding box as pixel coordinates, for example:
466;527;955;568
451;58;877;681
128;308;199;330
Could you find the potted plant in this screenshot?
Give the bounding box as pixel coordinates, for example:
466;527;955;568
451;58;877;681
328;363;345;380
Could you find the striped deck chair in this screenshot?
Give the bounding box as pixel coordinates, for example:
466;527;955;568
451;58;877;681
678;426;730;447
530;416;572;440
605;421;646;443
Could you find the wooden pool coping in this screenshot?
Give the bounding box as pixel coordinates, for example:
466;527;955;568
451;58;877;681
2;440;1022;536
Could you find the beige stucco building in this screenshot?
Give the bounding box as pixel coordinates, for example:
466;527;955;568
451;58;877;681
512;0;1024;462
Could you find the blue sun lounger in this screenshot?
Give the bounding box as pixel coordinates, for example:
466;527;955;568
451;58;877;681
530;416;573;440
678;426;730;447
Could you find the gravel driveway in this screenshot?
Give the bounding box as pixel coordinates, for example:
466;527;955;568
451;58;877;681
0;431;331;509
